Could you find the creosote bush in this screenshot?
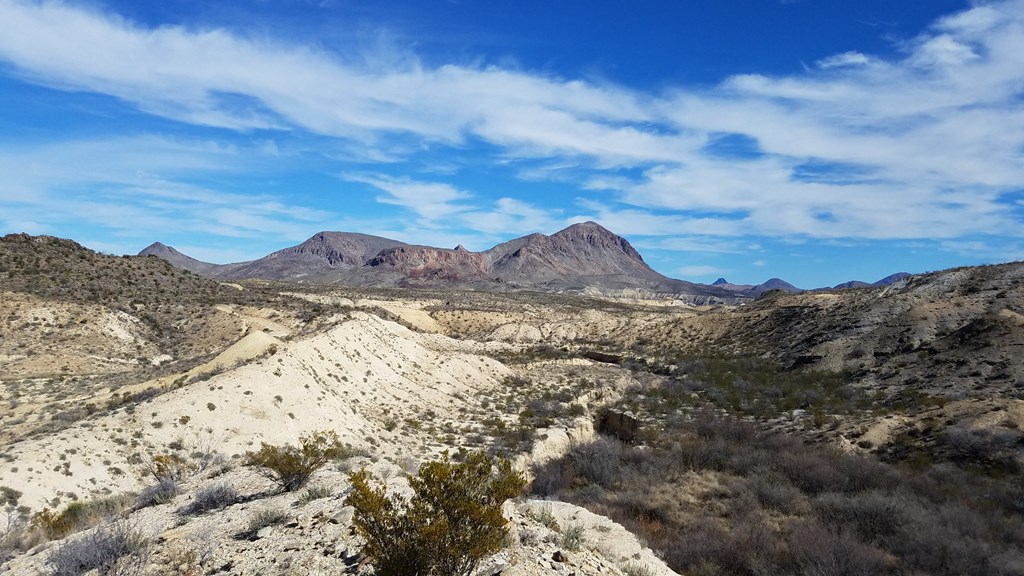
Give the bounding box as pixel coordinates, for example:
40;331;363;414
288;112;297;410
244;430;345;492
346;450;525;576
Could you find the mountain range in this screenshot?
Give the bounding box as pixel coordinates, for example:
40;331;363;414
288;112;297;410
140;222;907;300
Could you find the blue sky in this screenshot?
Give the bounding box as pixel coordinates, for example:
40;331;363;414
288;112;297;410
1;0;1023;288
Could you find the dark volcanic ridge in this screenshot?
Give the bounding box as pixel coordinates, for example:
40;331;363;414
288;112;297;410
137;223;910;301
140;223;744;302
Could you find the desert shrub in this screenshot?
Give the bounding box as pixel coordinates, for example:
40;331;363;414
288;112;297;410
346;450;525;576
527;504;559;530
531;436;652;497
46;519;149;576
814;491;909;543
661;514;788;576
244;430;345;492
1;513;42;564
33;502;88;537
944;427;1022;474
0;486;21;508
566;437;624;487
136;477;179;509
145;453;195;482
560;523;586;551
297;484;332;505
621;563;656;576
535;407;1024;576
745;471;806;515
788;520;893;576
33;495;134;540
887;501;997;576
775;450;847;495
178;483;237;516
235;508;289;540
530;458;572;497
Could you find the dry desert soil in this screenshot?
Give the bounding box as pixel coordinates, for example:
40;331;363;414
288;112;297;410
1;235;1023;576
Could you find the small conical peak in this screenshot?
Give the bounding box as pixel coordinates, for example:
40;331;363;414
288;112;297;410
712;277;730;285
140;242;176;256
454;244;467;252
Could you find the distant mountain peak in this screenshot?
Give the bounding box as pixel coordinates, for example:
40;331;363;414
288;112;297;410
138;224;745;302
712;277;729;285
141;242;180;257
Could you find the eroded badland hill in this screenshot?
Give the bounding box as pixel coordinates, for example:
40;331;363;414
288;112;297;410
2;234;1023;575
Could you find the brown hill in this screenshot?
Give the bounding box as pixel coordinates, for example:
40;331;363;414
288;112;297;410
141;222;743;302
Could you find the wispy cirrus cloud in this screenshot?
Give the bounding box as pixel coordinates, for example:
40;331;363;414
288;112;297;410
0;135;329;250
0;0;1022;270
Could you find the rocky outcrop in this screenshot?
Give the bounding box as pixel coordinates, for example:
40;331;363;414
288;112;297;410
600;410;639;442
366;245;490;281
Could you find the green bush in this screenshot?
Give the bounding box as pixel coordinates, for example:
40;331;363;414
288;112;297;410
346;450;525;576
297;484;332;505
560;523;586;551
244;430;345;492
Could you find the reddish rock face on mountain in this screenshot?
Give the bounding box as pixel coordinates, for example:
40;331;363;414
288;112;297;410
366;245;490;283
139;222;744;302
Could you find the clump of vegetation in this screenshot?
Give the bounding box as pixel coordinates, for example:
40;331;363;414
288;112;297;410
177;483;237;516
560;523;586;551
0;487;36;563
32;495;134;540
145;453;195;482
135;477;179;509
235;508;289;541
45;519;149;576
622;353;862;422
297;484;332;505
532;409;1024;576
244;430;346;492
346;450;525;576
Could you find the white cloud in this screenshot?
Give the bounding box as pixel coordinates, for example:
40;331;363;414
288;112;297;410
343;173;472;221
0;0;673;166
817;51;874;69
456;198;562;236
910;34;981;68
0;136;328;244
0;0;1022;251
